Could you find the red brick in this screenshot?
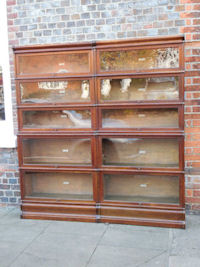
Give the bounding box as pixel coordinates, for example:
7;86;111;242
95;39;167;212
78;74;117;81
7;20;13;26
193;34;200;40
186;63;191;70
186;5;192;11
186;33;192;40
186;77;192;84
192;49;200;55
193;19;200;25
175;5;185;11
185;49;191;56
192;63;200;69
194;190;200;197
186;141;200;147
9;39;19;46
7;0;16;5
193;93;200;98
185;155;200;160
185;134;192;141
192;106;200;113
193;120;200;126
158;14;168;20
186;197;200;203
185;92;192;99
185;106;192;112
193;78;200;84
185;128;200;133
186;147;193;154
191;162;200;168
192;177;200;183
185;71;200;77
8;26;19;32
193;134;200;141
182;26;200;33
181;0;200;4
144;24;152;29
7;13;17;19
193;5;200;10
186;189;193;197
185;85;200;91
185;41;200;48
185;114;200;119
193;148;200;153
191;204;200;210
194;185;200;190
181;12;200;18
186;19;192;25
185;56;200;62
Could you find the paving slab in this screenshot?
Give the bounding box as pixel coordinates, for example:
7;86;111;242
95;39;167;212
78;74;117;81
139;251;169;267
87;245;167;267
100;225;170;250
169;256;200;267
0;207;200;267
170;225;200;257
108;223;170;234
0;223;44;243
0;206;14;218
46;220;108;237
10;252;63;267
35;231;101;247
10;232;100;267
0;240;32;267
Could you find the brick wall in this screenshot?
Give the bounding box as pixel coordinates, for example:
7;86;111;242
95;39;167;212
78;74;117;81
0;148;19;204
1;0;199;211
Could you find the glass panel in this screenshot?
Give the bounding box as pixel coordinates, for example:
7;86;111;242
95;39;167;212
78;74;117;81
20;80;90;104
102;138;179;168
24;172;93;200
0;66;5;120
103;174;179;204
100;77;179;101
100;48;179;72
22;138;91;165
23;110;91;129
18;52;90;75
102;108;178;128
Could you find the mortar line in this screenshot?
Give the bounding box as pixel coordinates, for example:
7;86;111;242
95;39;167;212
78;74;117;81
85;223;109;267
135;249;168;267
6;221;52;267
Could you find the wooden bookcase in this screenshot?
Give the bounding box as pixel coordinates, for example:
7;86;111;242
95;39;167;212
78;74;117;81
14;36;185;228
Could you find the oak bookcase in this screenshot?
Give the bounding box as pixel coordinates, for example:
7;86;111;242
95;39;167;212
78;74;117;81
14;36;185;228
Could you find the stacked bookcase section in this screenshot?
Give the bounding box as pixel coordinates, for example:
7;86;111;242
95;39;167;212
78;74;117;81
14;36;185;228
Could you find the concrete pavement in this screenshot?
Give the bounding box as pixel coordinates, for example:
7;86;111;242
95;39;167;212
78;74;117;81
0;206;199;267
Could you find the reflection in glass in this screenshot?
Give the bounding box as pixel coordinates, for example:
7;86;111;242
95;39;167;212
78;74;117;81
102;138;179;168
18;52;90;75
22;138;91;165
104;174;179;204
24;172;93;200
100;48;179;71
0;66;5;120
100;77;179;101
20;80;90;104
23;110;91;129
102;108;179;128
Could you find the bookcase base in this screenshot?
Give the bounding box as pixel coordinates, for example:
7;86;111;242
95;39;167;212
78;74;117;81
21;202;185;229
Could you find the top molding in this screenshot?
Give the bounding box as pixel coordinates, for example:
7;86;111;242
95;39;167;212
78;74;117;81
13;35;185;53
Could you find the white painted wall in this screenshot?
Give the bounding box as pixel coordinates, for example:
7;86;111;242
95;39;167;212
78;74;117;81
0;0;16;147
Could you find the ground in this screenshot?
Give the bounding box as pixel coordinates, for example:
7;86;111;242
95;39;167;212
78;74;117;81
0;207;199;267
